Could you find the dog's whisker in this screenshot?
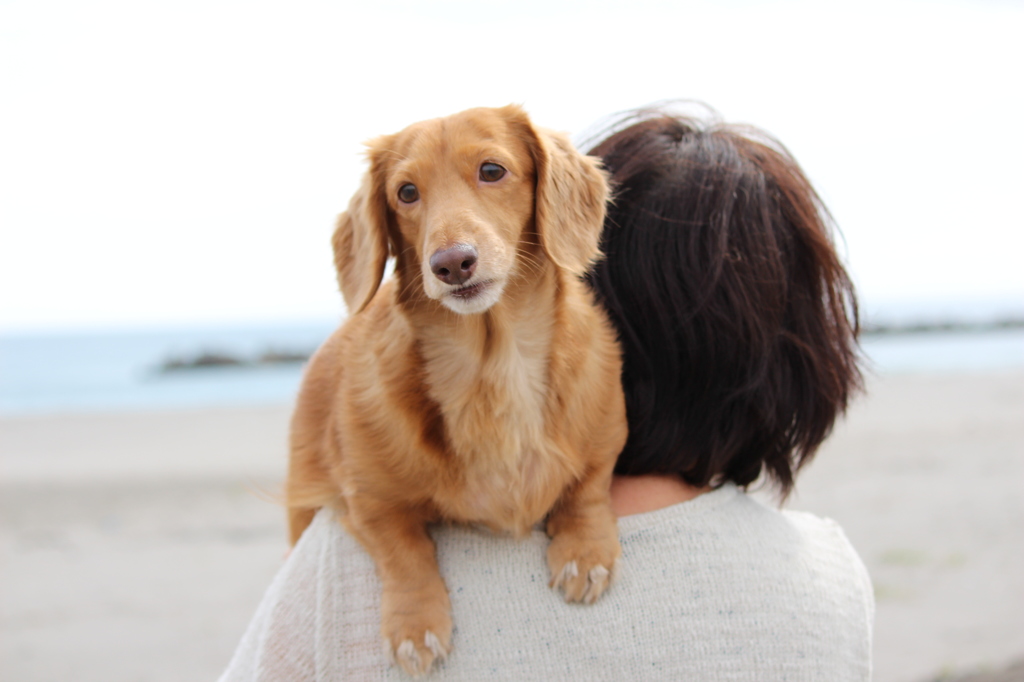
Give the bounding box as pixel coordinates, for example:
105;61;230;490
512;249;544;278
396;271;422;302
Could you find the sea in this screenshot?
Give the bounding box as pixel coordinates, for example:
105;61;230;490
1;319;1023;417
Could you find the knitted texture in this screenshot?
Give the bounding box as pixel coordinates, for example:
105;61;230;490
220;484;873;681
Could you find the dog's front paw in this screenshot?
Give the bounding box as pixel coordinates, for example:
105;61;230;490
382;594;452;677
546;531;621;604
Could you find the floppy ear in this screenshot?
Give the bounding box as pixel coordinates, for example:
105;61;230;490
332;157;391;314
511;109;609;276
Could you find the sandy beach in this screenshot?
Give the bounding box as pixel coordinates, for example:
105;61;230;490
1;369;1022;682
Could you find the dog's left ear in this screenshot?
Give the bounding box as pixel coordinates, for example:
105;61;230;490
508;107;610;276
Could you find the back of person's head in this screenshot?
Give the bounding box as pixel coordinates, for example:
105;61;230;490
585;108;862;496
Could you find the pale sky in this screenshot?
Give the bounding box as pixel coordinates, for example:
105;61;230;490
2;0;1022;332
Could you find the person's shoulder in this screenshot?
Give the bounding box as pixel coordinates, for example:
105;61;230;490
722;487;871;583
617;481;800;541
606;484;873;680
628;483;857;552
618;483;874;609
777;505;875;603
727;491;874;626
780;506;864;559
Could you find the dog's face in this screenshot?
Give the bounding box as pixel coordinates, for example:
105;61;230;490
380;108;536;314
333;105;608;315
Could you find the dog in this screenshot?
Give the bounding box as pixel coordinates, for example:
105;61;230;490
285;105;627;676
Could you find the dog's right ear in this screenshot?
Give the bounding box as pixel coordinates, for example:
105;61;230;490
332;151;391;314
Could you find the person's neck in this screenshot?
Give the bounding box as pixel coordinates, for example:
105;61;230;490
609;474;709;517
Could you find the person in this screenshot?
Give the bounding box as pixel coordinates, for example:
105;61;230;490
219;107;872;681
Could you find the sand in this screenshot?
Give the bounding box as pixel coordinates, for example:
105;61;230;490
1;370;1022;682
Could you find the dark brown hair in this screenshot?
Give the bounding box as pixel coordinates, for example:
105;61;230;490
584;109;862;496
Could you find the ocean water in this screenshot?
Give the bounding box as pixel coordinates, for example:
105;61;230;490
0;322;335;416
1;322;1022;416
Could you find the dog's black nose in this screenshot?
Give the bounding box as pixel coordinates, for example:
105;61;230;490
430;244;478;285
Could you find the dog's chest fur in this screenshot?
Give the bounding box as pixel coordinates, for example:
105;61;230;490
418;313;573;535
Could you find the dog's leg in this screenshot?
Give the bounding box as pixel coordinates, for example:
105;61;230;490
545;463;621;604
346;503;453;677
284;440;339;545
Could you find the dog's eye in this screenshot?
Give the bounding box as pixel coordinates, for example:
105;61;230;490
398;183;419;203
479;163;507;183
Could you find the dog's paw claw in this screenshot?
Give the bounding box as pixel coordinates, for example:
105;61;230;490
385;629;450;677
424;630;447;661
550;559;578;591
395;639;422;675
547;529;620;604
582;564;611;604
552;559;614;603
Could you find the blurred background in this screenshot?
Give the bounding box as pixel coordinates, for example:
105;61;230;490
1;1;1021;681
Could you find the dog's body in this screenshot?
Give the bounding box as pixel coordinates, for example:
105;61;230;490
286;106;627;675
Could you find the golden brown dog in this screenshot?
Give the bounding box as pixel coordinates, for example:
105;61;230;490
285;105;627;676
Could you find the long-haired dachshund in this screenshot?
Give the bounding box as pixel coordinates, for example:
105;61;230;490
285;105;627;676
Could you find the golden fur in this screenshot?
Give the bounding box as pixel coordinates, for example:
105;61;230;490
285;105;627;676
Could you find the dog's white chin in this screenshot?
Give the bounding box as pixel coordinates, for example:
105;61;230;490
439;280;504;315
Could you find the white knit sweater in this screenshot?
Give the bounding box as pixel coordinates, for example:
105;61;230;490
220;484;873;681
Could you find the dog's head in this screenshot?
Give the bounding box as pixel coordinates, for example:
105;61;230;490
333;105;609;315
